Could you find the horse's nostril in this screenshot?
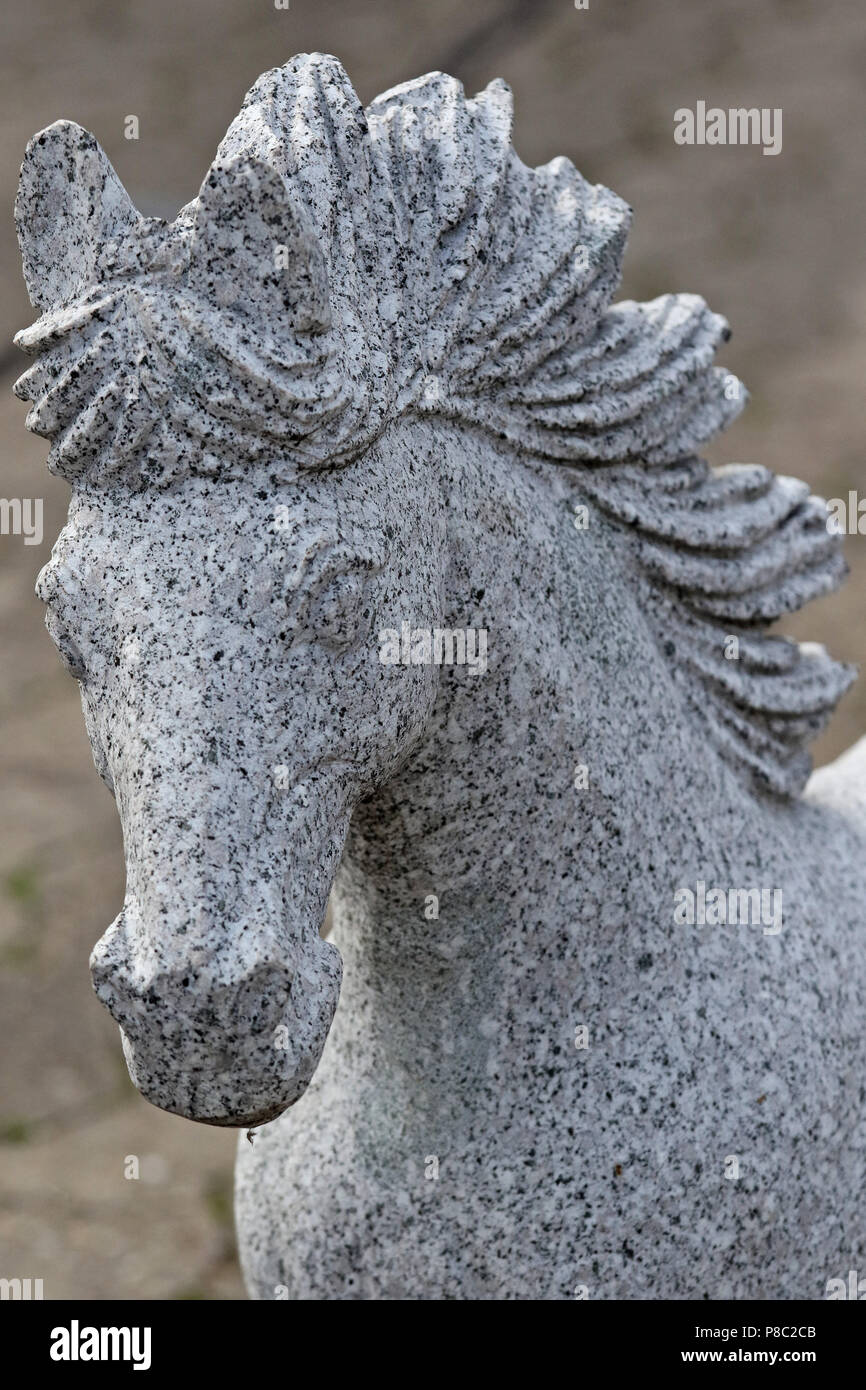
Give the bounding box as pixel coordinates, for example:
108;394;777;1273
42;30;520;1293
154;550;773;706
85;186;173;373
232;961;295;1031
91;936;295;1046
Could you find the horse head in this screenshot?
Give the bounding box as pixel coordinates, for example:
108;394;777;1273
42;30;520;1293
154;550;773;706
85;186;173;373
14;54;853;1130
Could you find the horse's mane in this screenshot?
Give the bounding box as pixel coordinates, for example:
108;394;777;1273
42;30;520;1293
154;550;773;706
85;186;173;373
14;53;853;795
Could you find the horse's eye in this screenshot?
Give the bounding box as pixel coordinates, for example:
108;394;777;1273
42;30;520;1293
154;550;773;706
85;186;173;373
287;548;382;653
44;608;88;682
307;570;370;648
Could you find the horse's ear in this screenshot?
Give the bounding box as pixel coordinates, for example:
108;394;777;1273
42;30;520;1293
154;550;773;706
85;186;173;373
189;155;330;332
16;121;141;312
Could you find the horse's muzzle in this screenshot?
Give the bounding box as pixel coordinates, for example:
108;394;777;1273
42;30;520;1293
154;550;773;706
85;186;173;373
90;908;342;1126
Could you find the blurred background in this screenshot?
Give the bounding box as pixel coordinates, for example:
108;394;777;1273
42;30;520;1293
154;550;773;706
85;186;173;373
1;0;863;1299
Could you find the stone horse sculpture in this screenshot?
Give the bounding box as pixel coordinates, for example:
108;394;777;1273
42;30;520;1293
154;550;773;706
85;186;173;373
14;54;866;1300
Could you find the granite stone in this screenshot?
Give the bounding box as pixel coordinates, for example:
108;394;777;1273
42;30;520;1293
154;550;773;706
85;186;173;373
14;53;866;1299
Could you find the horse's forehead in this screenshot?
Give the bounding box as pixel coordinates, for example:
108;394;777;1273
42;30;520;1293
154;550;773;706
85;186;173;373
67;485;282;546
51;433;424;593
55;481;379;594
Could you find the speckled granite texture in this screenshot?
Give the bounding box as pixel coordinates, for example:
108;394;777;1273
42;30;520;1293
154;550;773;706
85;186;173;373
14;53;866;1299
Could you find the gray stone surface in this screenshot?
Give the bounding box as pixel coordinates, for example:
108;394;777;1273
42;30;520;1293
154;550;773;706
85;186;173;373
14;53;866;1299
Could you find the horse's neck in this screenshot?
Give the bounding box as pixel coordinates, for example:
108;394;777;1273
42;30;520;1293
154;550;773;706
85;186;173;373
340;429;753;940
